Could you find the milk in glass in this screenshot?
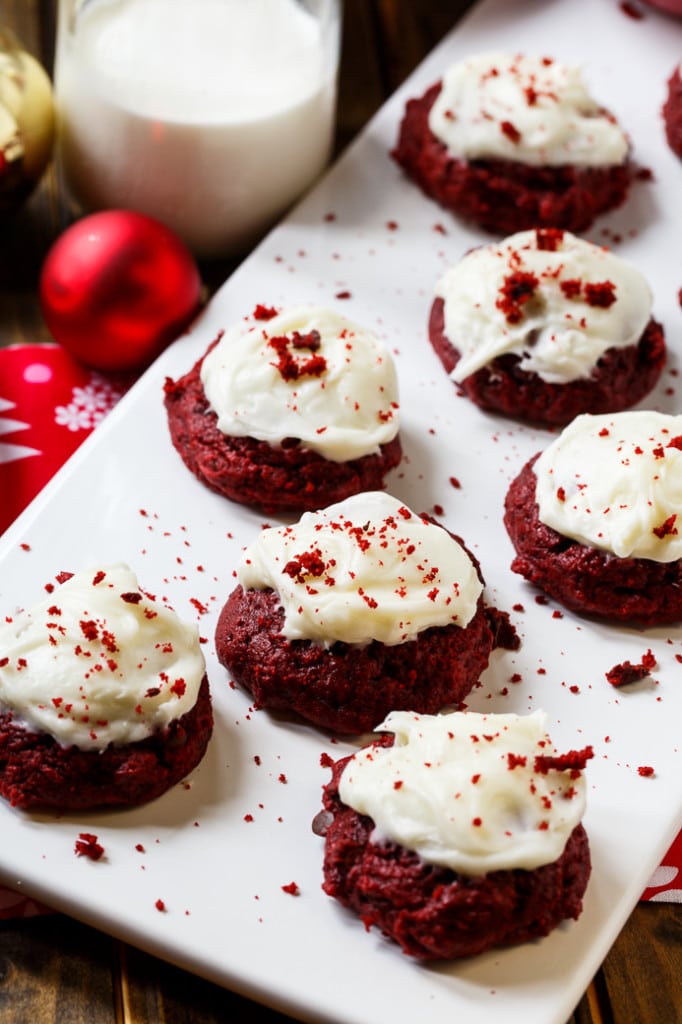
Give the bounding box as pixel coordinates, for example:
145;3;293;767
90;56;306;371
54;0;340;257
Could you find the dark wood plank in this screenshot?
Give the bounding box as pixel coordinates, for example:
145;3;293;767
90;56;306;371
601;902;682;1022
121;942;302;1024
373;0;476;92
0;916;117;1023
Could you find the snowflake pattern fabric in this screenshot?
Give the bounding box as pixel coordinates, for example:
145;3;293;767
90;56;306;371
54;376;121;432
0;344;126;533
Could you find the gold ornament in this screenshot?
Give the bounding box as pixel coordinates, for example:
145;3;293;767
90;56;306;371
0;29;56;212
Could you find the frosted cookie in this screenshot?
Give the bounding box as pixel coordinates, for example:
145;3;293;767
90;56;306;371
504;410;682;624
429;229;665;426
392;52;632;234
214;491;494;734
317;709;592;960
163;304;402;514
0;564;213;810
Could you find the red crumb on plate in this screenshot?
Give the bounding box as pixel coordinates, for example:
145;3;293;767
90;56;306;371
606;650;656;687
74;833;105;860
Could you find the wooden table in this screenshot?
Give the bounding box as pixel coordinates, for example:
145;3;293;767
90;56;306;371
1;2;680;1022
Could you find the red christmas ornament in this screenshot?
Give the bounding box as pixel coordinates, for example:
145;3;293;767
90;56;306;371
39;210;203;373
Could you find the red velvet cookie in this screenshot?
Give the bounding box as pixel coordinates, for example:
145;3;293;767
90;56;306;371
0;677;213;811
427;228;665;427
164;306;402;515
429;295;665;428
0;564;214;811
317;729;592;960
504;453;682;626
392;53;632;235
215;584;493;735
214;492;496;734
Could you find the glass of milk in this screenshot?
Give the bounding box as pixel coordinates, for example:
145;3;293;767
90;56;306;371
54;0;341;258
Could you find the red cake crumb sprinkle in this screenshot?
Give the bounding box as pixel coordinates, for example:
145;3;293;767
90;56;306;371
534;746;594;776
253;304;279;320
653;514;678;539
281;881;300;895
268;330;327;381
283;548;327;581
583;281;617;308
535;228;564;251
496;269;539;324
560;279;582;300
500;119;521;143
637;765;655;777
74;833;105;860
606;649;656;687
155;899;166;912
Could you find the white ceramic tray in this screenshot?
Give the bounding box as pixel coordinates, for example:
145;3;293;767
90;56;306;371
1;1;681;1022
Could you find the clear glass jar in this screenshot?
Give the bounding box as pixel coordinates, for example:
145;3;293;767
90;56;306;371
54;0;341;258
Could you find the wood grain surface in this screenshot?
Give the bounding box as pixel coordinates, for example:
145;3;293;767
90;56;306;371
0;2;680;1022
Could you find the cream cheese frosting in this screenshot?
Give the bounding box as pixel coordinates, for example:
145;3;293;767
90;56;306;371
0;563;206;751
428;52;629;168
200;305;400;462
435;229;652;384
237;490;483;646
338;709;589;874
534;410;682;562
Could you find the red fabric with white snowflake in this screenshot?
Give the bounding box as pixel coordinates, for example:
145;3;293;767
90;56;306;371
0;342;680;916
0;344;126;532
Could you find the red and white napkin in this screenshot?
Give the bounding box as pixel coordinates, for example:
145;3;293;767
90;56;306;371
0;342;679;916
0;343;126;533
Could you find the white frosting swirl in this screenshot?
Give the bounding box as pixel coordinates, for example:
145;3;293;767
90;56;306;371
237;491;483;646
338;709;588;874
436;229;652;384
0;564;206;751
535;411;682;562
428;52;628;167
200;306;400;462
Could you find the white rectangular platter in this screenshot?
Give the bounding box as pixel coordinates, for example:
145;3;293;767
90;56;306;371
1;1;681;1022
